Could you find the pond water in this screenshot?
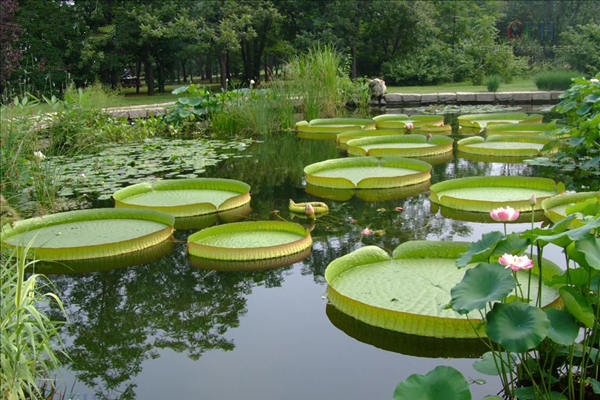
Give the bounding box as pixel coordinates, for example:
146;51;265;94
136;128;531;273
50;112;577;400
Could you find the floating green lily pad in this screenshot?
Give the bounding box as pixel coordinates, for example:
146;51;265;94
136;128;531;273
542;191;600;225
457;135;554;158
189;247;312;272
458;112;543;129
431;202;546;223
1;208;174;261
485;122;563;136
304;156;431;190
429;176;564;213
337;129;406;150
306;181;430;202
114;178;250;229
325;241;561;338
296;118;376;140
373;114;445;129
187;221;312;269
289;199;329;215
346;134;453;158
325;304;487;358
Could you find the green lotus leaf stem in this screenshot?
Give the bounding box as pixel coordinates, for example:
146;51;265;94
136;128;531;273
325;241;561;338
304;156;431;190
187;221;312;264
346;134;453;158
457;135;555;158
113;178;251;223
429;176;564;214
1;208;174;261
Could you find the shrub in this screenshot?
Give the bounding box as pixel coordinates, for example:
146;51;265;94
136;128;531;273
382;43;454;85
557;23;600;76
534;70;581;90
1;248;68;400
486;74;502;92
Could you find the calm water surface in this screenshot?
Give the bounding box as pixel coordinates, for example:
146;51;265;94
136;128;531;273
52;119;573;400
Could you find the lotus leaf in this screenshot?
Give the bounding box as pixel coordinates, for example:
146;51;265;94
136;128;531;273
429;176;564;213
485;122;563;136
0;208;174;261
542;191;600;226
296;118;376;140
544;309;579;345
393;366;471;400
373;114;445;129
457;135;553;158
458;113;543;129
304;156;431;190
346;134;453;158
187;221;312;264
305;181;430;202
336;129;407;150
485;301;550;353
450;263;515;314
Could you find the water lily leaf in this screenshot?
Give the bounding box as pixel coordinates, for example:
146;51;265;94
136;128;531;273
585;378;600;394
451;263;515;314
485;302;549;353
472;351;516;376
574;235;600;270
456;232;503;268
545;309;579;345
393;366;471;400
514;386;535;399
529;217;600;248
559;286;594;328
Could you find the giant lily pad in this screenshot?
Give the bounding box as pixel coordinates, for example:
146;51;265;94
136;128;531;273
542;191;600;225
295;118;376;140
346;134;453;158
431;202;546;223
306;181;430;202
337;129;408;150
485;122;563;136
187;221;312;270
429;176;564;214
304;156;431;190
458;112;543;129
373;114;445;129
325;304;487;358
1;208;174;261
114;178;250;229
457;135;554;159
324;241;562;338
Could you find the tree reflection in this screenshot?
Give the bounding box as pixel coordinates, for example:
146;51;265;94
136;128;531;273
51;242;286;399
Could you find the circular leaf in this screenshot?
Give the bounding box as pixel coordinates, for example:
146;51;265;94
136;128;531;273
393;366;471;400
451;263;515;314
486;302;549;352
545;309;579;345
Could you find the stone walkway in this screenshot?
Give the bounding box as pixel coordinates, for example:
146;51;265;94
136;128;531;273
377;91;563;107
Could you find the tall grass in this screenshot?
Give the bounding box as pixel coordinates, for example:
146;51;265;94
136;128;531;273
534;70;581;90
1;247;67;400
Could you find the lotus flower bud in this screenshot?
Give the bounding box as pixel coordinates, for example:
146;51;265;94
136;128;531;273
361;227;373;236
529;194;537;206
405;122;414;130
305;203;315;217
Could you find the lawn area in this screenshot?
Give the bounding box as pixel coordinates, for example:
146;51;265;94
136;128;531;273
386;78;538;93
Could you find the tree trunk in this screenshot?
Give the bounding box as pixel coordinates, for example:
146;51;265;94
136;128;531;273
157;59;165;93
351;45;357;80
181;60;187;83
219;52;227;90
144;54;154;96
135;59;141;94
207;61;212;83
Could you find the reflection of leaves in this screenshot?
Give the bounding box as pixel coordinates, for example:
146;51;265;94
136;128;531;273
51;242;285;399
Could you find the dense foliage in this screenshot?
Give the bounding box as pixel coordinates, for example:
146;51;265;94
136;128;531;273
1;0;599;100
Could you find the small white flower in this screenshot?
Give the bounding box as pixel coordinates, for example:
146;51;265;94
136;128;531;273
33;151;46;161
590;78;599;83
250;79;255;85
79;172;86;178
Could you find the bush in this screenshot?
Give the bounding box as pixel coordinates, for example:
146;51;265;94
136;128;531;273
486;75;502;92
534;70;581;90
382;43;454;85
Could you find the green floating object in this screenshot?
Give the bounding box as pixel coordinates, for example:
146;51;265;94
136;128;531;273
189;247;312;272
304;156;431;190
373;114;445;129
430;176;564;214
458;112;543;129
413;124;452;135
542;191;600;226
1;208;174;261
457;135;554;159
431;202;546;223
325;304;487;358
31;239;174;274
187;221;312;269
306;181;430;202
346;134;453;158
296;118;376;140
289;199;329;215
337;129;405;150
485;122;563;136
113;178;251;229
325;241;561;338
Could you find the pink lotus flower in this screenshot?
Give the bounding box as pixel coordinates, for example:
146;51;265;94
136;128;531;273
498;253;533;271
405;122;414;130
305;203;315;217
490;206;520;222
394;206;404;212
361;227;373;236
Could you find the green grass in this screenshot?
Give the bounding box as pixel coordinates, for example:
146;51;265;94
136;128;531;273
387;78;538;93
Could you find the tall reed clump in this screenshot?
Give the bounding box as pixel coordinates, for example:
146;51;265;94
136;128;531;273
287;44;348;120
1;248;68;400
